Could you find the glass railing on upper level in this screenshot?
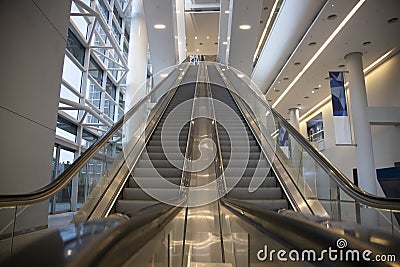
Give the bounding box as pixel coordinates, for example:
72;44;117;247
213;63;400;237
0;63;190;257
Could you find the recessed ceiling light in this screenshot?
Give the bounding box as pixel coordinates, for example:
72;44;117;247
207;36;210;39
225;10;230;14
338;64;346;68
160;73;168;78
239;25;251;30
272;0;366;109
277;81;281;84
237;74;244;78
223;41;228;45
154;24;166;29
222;69;226;71
294;62;301;66
387;17;398;24
196;48;199;52
362;41;371;46
318;84;322;88
312;90;315;94
308;42;317;46
195;36;198;39
327;14;337;20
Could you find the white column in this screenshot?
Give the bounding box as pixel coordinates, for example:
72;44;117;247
0;0;71;231
175;0;186;64
126;0;149;110
345;52;377;194
288;108;300;161
289;108;300;130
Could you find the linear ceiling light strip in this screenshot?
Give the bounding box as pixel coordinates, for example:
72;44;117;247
272;0;366;109
253;0;281;62
299;48;395;121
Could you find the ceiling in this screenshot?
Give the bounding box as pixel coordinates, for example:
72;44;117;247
144;0;399;122
185;12;220;55
260;0;400;120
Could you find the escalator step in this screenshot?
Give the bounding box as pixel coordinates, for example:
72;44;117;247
122;188;180;200
129;177;181;188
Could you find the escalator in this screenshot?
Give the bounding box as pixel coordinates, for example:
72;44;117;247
1;62;400;267
115;72;195;215
211;81;289;211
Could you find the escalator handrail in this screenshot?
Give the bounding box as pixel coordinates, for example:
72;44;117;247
67;200;185;267
0;67;183;207
220;197;399;266
219;64;400;211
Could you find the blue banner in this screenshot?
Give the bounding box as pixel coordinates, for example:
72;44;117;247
329;72;352;144
329;72;348;116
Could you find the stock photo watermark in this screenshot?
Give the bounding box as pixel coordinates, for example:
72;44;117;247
257;238;396;263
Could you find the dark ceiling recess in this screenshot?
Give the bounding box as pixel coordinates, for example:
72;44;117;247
283;77;289;80
338;64;346;68
327;14;337;20
214;42;218;45
199;43;203;45
260;20;264;24
309;42;317;46
294;62;301;66
387;17;398;24
264;6;268;10
304;96;310;99
362;41;372;46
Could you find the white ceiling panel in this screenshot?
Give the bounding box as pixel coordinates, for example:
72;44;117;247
142;0;178;74
185;12;220;55
228;0;264;76
268;0;400;120
252;0;327;94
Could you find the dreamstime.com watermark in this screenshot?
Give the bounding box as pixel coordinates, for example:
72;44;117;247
257;238;396;263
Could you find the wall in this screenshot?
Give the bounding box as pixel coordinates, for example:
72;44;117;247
0;0;71;232
299;52;400;189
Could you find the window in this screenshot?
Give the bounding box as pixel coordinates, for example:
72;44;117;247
66;29;85;65
113;6;123;27
97;0;109;21
106;78;116;99
112;22;121;43
104;95;115;119
119;92;125;109
86;82;102;108
306;113;324;142
123;42;129;59
124;28;130;43
89;58;103;85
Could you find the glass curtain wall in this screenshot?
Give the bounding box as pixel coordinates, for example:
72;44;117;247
51;0;132;214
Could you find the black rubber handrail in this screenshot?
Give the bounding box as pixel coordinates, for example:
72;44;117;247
219;64;400;211
0;67;182;207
